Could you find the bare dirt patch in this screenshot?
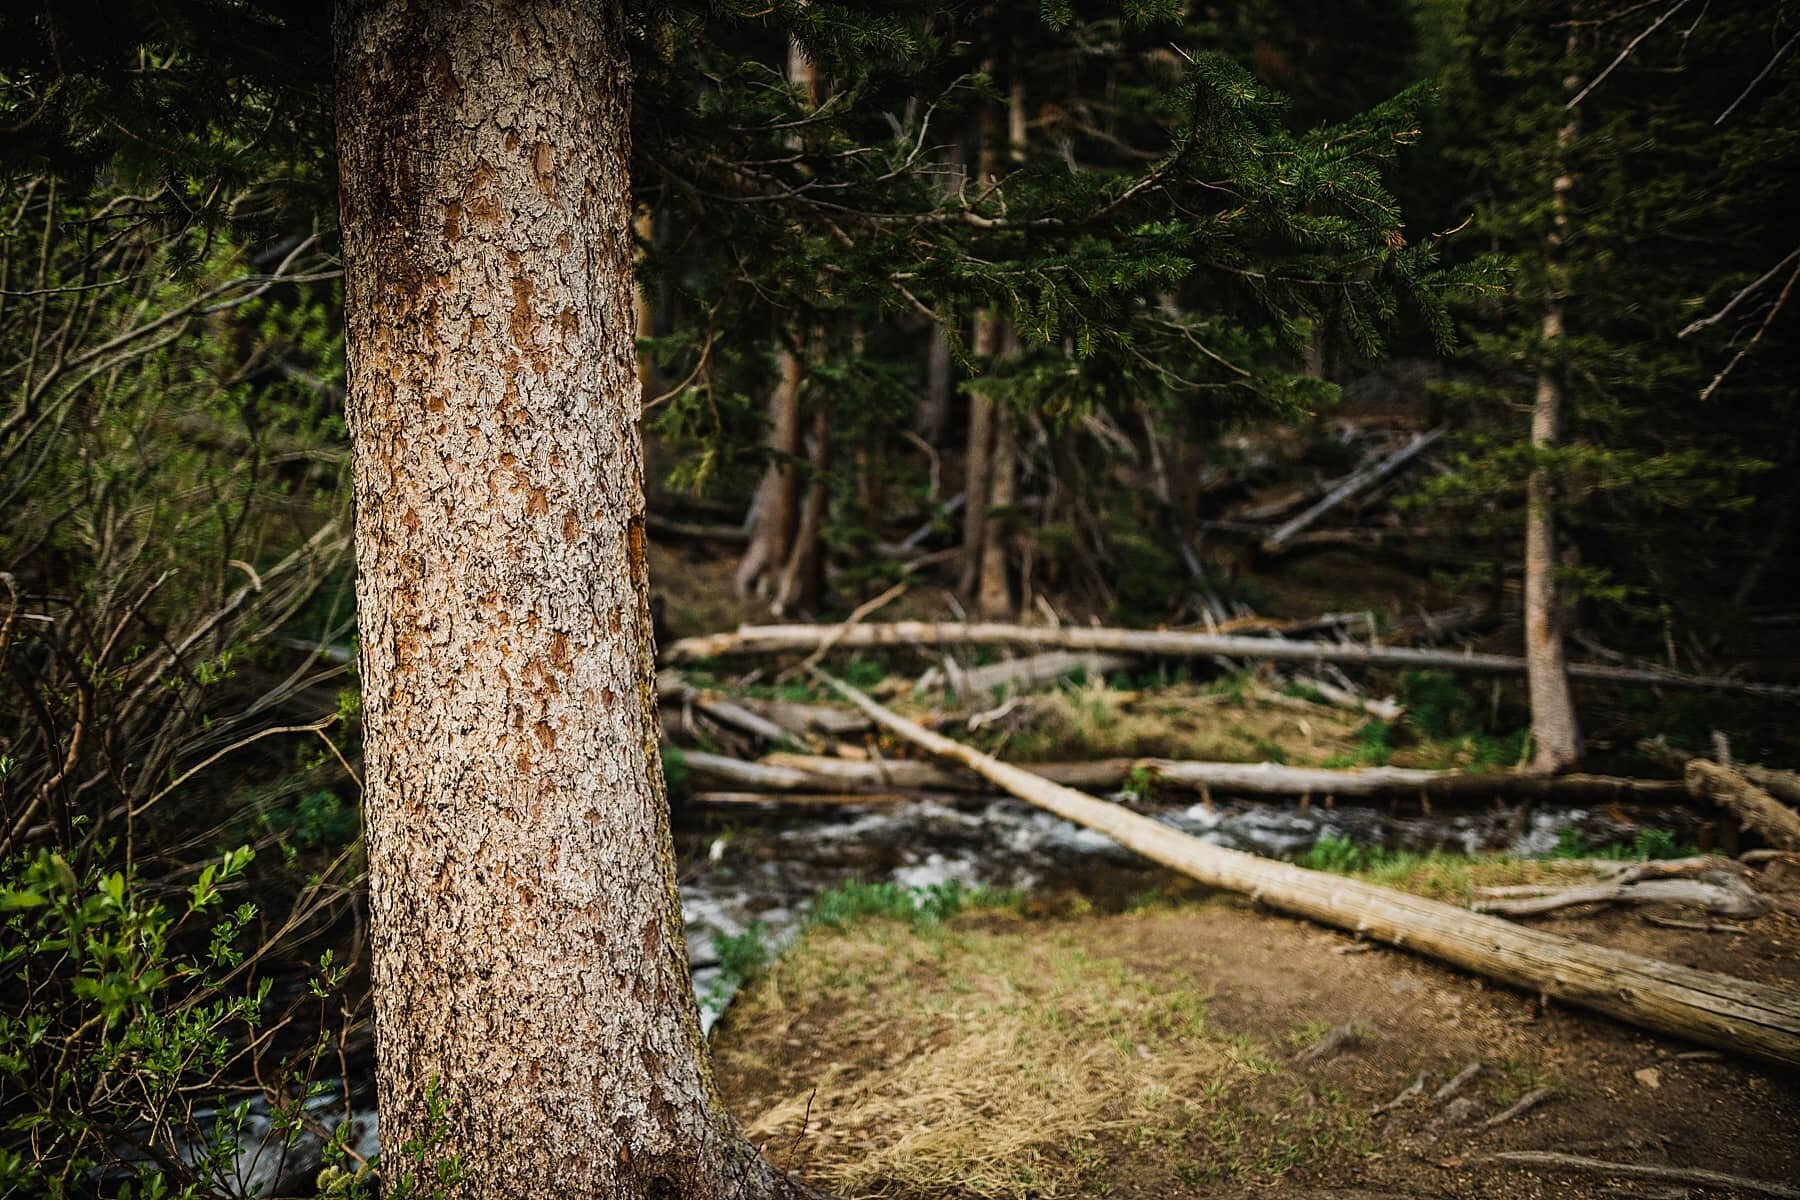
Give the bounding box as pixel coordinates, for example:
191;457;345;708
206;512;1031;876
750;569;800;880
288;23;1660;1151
714;899;1800;1198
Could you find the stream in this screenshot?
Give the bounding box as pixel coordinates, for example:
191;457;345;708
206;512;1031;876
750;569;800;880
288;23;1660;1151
210;791;1699;1194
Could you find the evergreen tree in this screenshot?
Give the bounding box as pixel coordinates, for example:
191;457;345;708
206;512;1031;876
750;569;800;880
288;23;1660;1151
1416;0;1798;764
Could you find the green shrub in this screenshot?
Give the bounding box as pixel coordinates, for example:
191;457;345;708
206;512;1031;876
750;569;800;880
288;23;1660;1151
807;879;1021;931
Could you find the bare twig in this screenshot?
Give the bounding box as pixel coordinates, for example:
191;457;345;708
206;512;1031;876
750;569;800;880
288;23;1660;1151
1566;0;1692;109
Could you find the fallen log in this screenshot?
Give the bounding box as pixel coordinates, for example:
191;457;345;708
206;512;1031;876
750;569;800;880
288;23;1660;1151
664;621;1800;699
679;750;1689;804
1473;861;1768;919
1686;760;1800;850
662;684;804;749
687;790;968;809
644;512;750;543
1741;763;1800;807
1263;427;1447;553
759;752;1131;793
916;650;1137;696
815;670;1800;1068
1140;760;1688;803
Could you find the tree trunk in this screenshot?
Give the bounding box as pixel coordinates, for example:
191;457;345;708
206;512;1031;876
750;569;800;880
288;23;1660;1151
959;314;999;596
1525;35;1582;774
735;348;806;600
977;382;1016;616
334;3;815;1196
774;403;830;616
737;34;820;604
920;322;955;445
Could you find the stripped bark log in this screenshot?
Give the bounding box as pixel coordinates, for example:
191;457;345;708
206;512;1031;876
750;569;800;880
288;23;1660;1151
1262;427;1447;552
815;671;1800;1068
1473;871;1767;919
1140;760;1686;803
677;750;1687;804
687;790;969;809
1686;760;1800;850
916;650;1136;695
661;683;805;748
663;622;1800;699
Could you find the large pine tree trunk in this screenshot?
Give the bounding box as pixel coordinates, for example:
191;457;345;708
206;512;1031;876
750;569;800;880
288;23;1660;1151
1525;39;1582;774
334;3;815;1196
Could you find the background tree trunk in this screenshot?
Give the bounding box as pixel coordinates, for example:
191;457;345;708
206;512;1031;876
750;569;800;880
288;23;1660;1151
334;2;811;1196
978;340;1017;617
737;34;821;605
736;349;806;599
959;315;999;597
775;403;830;615
1525;35;1582;774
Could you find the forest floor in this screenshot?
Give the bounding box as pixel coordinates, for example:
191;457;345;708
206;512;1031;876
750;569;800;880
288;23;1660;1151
713;883;1800;1199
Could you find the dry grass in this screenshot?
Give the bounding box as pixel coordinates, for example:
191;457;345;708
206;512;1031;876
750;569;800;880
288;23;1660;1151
720;911;1361;1199
971;676;1366;767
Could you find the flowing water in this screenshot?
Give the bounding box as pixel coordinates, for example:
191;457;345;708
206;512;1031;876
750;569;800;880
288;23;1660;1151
205;790;1698;1192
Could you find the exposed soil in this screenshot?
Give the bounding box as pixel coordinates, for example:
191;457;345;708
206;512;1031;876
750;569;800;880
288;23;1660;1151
714;893;1800;1199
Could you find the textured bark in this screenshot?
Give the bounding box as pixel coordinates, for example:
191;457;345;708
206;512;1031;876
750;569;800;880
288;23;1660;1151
1525;39;1582;774
334;3;815;1196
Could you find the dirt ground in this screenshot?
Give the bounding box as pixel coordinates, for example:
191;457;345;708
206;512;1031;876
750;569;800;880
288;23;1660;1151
713;893;1800;1199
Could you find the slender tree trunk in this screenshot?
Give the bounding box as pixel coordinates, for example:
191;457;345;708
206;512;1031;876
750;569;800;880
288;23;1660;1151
959;313;999;597
737;33;820;604
961;71;1020;610
735;349;806;599
920;323;954;445
977;337;1016;617
1525;36;1582;774
916;141;963;446
334;3;816;1196
775;403;830;615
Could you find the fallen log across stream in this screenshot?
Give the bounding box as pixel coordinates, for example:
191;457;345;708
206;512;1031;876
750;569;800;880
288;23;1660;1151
813;670;1800;1069
665;621;1800;700
684;750;1689;804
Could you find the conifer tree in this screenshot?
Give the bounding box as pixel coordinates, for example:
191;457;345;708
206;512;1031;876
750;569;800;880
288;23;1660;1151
1418;0;1799;763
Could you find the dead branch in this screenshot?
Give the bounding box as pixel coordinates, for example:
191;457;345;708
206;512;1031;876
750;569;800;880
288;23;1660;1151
1479;1086;1556;1130
1483;1151;1800;1200
1262;427;1446;553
